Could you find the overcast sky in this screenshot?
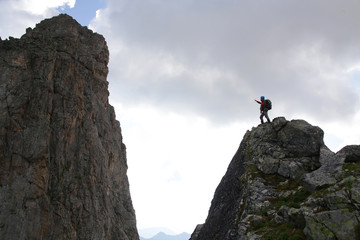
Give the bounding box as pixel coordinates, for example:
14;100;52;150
1;0;360;237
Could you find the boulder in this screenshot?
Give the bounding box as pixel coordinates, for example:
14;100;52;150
337;145;360;163
277;119;324;157
304;209;360;240
303;146;344;192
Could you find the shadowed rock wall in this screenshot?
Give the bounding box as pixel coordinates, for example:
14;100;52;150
0;14;139;240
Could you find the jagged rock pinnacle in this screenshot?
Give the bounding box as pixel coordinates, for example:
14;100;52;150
0;14;139;240
190;117;360;240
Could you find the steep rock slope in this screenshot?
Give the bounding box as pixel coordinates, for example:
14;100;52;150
0;15;139;240
190;117;360;240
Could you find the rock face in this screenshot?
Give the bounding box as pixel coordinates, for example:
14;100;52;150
190;117;360;240
0;15;139;240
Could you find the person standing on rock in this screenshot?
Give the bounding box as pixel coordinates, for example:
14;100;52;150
255;96;271;124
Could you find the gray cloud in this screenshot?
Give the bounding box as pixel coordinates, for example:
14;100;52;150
92;0;360;123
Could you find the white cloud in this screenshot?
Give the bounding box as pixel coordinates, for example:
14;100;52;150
347;64;360;73
0;0;74;38
18;0;75;14
116;102;249;233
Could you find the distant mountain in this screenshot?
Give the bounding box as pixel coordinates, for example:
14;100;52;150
139;227;176;238
140;232;190;240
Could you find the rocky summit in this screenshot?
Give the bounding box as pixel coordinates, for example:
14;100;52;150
0;15;139;239
190;117;360;240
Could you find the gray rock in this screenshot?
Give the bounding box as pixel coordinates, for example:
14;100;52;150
0;14;138;240
325;189;352;210
189;224;204;240
277;119;324;157
272;117;288;132
288;208;305;228
337;145;360;163
278;159;307;179
304;209;360;240
319;145;337;165
277;205;290;223
351;181;360;205
190;116;359;240
303;146;344;192
190;117;327;240
257;156;279;174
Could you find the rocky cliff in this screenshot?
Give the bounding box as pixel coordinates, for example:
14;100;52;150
190;117;360;240
0;14;139;240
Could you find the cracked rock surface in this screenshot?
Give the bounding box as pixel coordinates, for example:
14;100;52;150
0;14;139;240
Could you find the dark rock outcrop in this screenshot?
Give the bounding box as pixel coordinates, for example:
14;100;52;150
0;14;139;240
190;117;360;240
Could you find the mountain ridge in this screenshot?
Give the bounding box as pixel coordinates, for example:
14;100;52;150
190;117;360;240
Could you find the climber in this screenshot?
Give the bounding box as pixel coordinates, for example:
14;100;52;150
255;96;271;124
